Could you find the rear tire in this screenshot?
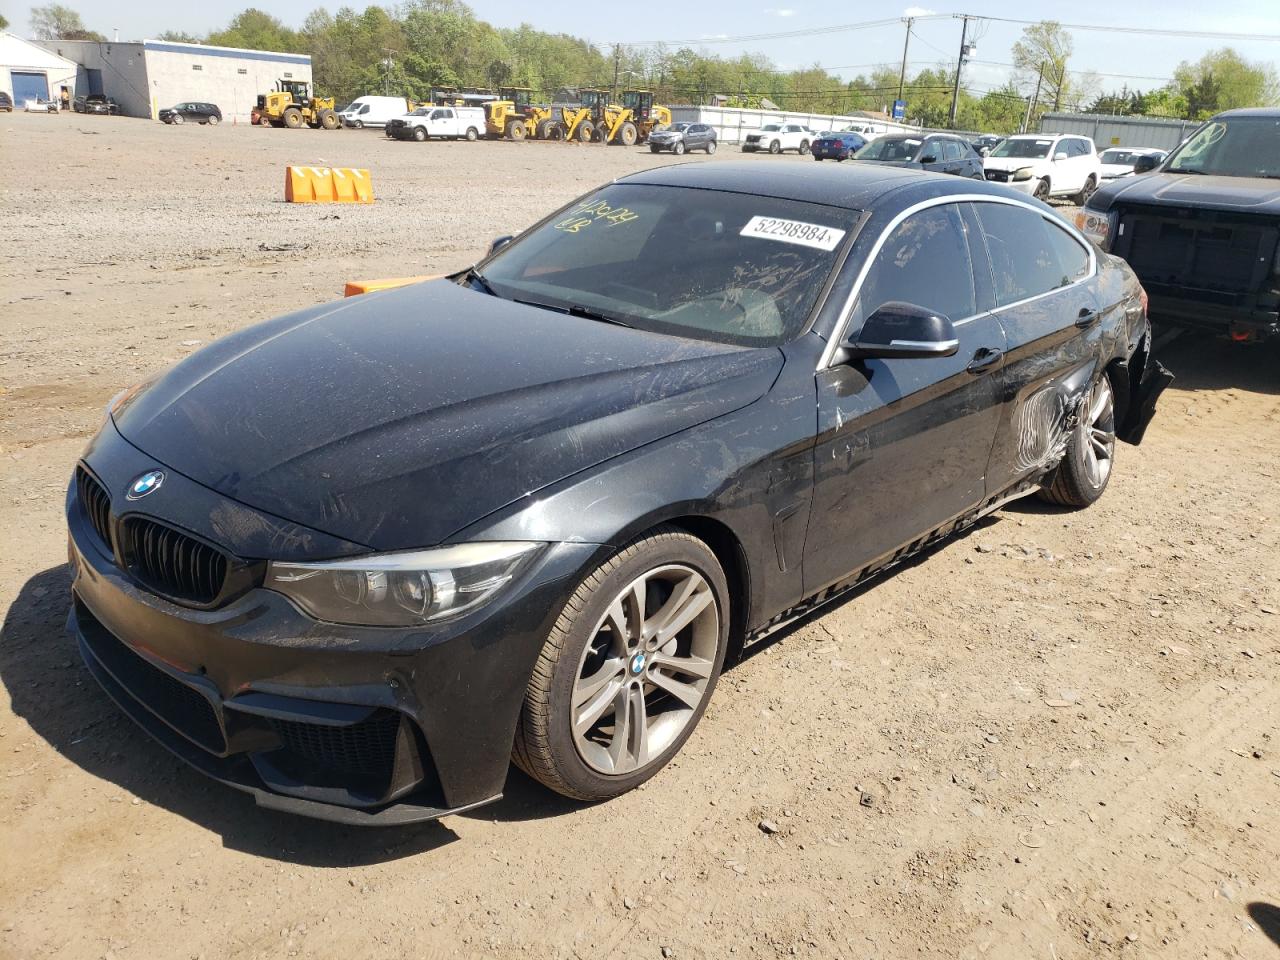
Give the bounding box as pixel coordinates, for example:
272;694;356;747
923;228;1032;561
798;139;810;155
207;115;220;126
650;145;661;153
706;140;716;155
1074;175;1097;206
282;107;304;129
1037;375;1117;508
258;115;271;127
506;119;527;140
536;119;554;140
512;528;730;801
548;122;566;141
616;121;638;146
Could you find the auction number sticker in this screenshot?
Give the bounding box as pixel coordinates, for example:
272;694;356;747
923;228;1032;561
740;216;845;251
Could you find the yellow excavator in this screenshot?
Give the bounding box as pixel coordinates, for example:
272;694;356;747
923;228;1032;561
257;79;340;130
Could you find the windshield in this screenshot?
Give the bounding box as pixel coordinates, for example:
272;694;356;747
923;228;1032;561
475;184;859;347
1166;116;1280;178
990;138;1053;159
856;137;922;161
668;123;690;132
761;124;780;132
1100;149;1143;164
409;107;430;116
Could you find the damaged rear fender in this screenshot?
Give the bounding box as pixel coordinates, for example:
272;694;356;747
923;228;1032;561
1108;327;1174;446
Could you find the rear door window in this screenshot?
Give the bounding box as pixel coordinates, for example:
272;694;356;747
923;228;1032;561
971;202;1082;304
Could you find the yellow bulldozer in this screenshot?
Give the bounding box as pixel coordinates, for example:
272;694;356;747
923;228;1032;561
257;79;340;130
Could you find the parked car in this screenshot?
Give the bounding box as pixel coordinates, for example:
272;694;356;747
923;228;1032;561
648;122;717;155
340;95;415;129
853;133;984;178
742;122;814;155
1078;108;1280;342
982;133;1102;203
0;92;13;113
24;98;58;113
386;105;485;141
811;131;867;161
67;162;1170;824
74;94;121;115
1097;147;1167;180
970;134;1004;156
159;102;222;125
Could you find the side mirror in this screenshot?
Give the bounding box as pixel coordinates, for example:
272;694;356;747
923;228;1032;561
918;154;938;164
1053;151;1068;161
1133;155;1160;174
846;302;959;360
489;235;514;254
978;146;990;157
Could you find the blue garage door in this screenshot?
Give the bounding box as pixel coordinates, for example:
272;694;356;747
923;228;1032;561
11;71;49;105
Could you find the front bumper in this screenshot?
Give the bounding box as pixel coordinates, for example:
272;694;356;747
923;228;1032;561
66;427;600;824
983;171;1037;194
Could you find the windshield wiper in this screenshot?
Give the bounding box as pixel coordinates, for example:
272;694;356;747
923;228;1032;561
514;297;632;328
1173;168;1206;175
463;267;498;296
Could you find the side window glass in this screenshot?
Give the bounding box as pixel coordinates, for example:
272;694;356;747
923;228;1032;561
944;139;963;161
972;202;1073;304
858;205;976;323
1045;221;1091;282
359;104;371;115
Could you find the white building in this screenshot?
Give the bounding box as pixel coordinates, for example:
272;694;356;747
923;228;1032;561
33;38;312;123
0;31;78;107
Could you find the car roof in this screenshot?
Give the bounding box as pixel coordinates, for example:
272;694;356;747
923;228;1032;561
1211;107;1280;119
618;160;1020;211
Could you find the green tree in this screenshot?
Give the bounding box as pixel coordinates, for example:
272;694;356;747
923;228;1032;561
0;13;9;30
1011;21;1073;112
206;8;301;52
30;4;104;40
156;30;201;42
1172;48;1280;118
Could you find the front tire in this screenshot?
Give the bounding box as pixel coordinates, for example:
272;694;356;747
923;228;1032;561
351;119;364;129
768;139;781;155
1038;375;1117;508
1033;178;1050;201
513;528;730;801
672;140;685;155
412;126;426;142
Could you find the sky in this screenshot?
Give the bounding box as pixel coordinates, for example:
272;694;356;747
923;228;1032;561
6;0;1279;101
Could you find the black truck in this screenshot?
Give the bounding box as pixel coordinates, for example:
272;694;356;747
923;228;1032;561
1076;108;1280;342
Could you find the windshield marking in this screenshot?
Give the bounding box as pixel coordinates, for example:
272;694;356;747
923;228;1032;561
740;216;846;252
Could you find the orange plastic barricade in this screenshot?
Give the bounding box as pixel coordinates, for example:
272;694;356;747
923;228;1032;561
331;167;374;203
343;276;437;297
285;166;373;203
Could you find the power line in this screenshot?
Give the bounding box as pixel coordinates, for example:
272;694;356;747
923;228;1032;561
977;15;1280;42
623;15;948;47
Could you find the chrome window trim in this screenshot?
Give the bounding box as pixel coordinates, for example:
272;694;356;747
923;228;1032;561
818;193;1098;370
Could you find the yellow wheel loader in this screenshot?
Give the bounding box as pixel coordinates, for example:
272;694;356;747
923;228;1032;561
485;86;539;140
257;79;340;130
621;89;672;142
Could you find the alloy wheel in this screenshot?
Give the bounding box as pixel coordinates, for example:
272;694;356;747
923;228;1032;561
1081;377;1116;487
571;564;720;776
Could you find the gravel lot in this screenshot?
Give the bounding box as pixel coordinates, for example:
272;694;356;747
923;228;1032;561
1;113;1278;960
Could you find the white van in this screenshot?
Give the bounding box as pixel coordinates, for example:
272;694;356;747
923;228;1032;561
340;96;414;129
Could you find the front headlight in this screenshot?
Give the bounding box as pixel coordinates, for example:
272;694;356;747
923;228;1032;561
1075;209;1117;250
266;541;544;627
1012;166;1035;182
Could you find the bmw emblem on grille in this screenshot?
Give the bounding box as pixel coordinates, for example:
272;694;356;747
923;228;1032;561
126;470;165;500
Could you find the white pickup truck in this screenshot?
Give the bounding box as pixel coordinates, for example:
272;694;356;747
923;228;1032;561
386;106;486;142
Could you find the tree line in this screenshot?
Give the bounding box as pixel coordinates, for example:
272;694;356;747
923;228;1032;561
24;3;1280;130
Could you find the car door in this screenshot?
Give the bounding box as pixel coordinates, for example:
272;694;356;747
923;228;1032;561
1056;139;1087;193
940;138;968;176
427;108;451;136
806;201;1008;595
968;199;1102;495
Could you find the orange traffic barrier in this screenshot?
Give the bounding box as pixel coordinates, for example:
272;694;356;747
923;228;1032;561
343;275;438;297
285;166;374;203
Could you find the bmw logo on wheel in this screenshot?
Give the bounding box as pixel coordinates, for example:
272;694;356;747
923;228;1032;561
126;470;165;500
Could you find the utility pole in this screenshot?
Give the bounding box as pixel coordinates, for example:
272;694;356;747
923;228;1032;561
612;45;621;102
897;17;913;103
949;14;973;128
1053;61;1067;112
1023;62;1044;133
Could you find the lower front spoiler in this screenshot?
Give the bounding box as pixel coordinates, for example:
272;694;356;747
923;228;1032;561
72;612;500;827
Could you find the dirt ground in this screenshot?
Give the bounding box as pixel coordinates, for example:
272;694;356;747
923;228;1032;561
1;113;1277;960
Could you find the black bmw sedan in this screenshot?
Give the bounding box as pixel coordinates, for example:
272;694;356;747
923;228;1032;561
67;163;1171;824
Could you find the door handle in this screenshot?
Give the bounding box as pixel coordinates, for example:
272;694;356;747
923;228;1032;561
966;347;1003;374
1075;307;1100;328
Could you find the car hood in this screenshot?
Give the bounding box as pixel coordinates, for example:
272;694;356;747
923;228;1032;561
858;159;923;169
113;280;783;552
1093;172;1280;213
982;156;1047;173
